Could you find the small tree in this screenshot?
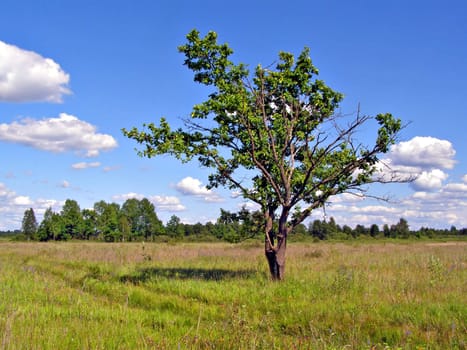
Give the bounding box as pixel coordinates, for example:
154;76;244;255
21;208;37;240
166;215;184;238
370;224;380;237
121;198;141;240
61;199;83;239
94;201;120;241
391;217;410;238
82;208;98;240
37;207;64;241
124;30;404;280
138;198;164;240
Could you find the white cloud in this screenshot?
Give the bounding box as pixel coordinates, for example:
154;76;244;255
312;175;467;230
389;136;456;169
0;182;64;230
60;180;70;188
442;183;467;193
150;195;186;211
103;165;121;172
13;196;33;206
112;192;143;201
331;192;365;203
175;176;223;202
72;161;101;170
351;205;398;215
35;198;63;212
0;40;71;102
463;174;467;184
411;191;437;200
0;183;14;198
237;201;260;212
370;158;419;183
230;190;242;199
411;169;448;191
371;137;457;186
0;113;117;157
112;192;186;212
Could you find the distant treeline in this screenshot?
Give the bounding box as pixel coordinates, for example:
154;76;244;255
10;198;467;242
0;229;21;236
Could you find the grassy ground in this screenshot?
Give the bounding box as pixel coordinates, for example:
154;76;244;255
0;240;465;349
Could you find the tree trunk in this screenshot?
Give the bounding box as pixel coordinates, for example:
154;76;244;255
265;233;286;280
264;210;287;280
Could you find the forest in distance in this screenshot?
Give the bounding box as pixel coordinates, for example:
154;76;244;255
4;197;466;242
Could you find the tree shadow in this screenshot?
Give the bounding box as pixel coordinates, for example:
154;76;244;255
120;267;258;284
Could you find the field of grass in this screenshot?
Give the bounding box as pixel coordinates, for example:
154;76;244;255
0;240;465;349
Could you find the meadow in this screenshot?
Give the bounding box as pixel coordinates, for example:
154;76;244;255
0;240;465;349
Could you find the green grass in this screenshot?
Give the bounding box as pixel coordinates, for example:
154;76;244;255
0;241;465;349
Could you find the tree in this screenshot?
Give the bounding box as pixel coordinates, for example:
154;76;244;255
370;224;380;237
61;199;83;239
118;215;131;242
123;30;403;280
21;208;37;240
138;198;164;240
94;201;120;241
120;198;164;240
82;208;98;240
383;224;391;238
121;198;141;239
310;219;329;240
166;215;184;238
391;217;410;238
342;224;353;238
354;224;368;237
37;207;64;241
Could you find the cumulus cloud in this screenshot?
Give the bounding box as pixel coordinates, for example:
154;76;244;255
389;136;456;169
0;183;24;208
111;192;140;201
112;192;186;212
370;158;418;184
151;195;186;211
349;205;398;215
331;192;366;203
72;161;101;170
308;164;467;230
0;40;71;102
320;191;466;230
371;136;457;187
0;113;117;157
175;176;223;202
13;195;33;206
0;182;63;230
442;183;467;193
411;169;448;191
237;201;260;212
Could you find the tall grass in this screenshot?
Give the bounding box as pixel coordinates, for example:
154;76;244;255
0;241;465;349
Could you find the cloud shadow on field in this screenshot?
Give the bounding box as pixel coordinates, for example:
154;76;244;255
120;267;258;283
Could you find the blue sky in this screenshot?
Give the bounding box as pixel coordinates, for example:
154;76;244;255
1;0;466;230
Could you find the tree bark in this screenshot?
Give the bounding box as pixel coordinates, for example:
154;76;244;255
265;233;287;280
264;210;287;280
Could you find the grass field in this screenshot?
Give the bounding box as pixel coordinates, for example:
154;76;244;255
0;240;465;349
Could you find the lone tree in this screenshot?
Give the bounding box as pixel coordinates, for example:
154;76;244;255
123;30;403;280
21;208;38;240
